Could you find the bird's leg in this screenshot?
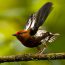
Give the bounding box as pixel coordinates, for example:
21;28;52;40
35;32;49;54
38;33;59;54
36;32;53;54
40;43;47;54
37;34;53;54
36;42;47;54
36;32;59;54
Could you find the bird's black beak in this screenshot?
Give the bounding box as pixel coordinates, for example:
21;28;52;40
12;34;16;36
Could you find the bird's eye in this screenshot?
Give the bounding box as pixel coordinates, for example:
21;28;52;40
16;32;20;34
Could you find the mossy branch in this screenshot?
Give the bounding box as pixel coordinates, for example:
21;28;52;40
0;53;65;63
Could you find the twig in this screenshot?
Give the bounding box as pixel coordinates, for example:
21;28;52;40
0;53;65;63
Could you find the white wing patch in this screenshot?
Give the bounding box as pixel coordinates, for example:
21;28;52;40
35;29;47;37
25;19;32;30
30;18;36;28
35;29;60;43
25;14;36;30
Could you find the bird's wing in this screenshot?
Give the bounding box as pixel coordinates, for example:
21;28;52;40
25;14;36;30
25;2;53;35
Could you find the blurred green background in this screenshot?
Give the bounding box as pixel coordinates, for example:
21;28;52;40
0;0;65;65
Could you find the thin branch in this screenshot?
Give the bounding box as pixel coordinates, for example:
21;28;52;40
0;53;65;63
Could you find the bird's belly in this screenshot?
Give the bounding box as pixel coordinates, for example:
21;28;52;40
22;38;42;48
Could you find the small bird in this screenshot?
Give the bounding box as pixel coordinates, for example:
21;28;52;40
13;2;59;54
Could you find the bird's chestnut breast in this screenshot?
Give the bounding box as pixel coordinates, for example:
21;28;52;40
19;36;42;48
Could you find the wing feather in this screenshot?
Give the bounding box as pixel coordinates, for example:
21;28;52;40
25;2;53;35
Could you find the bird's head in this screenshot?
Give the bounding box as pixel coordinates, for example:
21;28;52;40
12;30;30;39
